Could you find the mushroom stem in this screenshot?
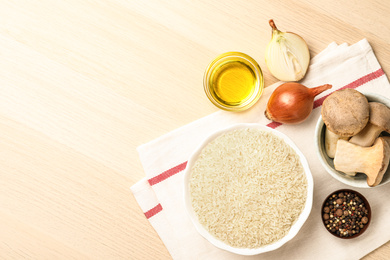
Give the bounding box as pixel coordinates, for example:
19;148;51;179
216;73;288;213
334;137;390;187
324;127;356;176
383;136;390;148
349;102;390;147
349;123;383;147
325;127;349;158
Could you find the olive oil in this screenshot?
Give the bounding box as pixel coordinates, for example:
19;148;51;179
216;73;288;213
204;52;264;111
209;60;257;105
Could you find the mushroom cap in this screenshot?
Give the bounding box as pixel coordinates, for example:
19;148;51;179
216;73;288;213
321;89;369;137
369;102;390;132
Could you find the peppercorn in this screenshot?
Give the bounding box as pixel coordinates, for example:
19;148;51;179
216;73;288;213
322;190;370;238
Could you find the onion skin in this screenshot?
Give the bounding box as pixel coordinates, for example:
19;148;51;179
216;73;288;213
265;83;332;124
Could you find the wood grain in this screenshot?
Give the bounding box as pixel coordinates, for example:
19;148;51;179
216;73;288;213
0;1;389;259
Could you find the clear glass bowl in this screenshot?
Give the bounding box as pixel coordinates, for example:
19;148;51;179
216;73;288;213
203;52;264;112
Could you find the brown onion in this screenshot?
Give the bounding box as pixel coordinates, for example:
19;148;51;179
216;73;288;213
265;82;332;124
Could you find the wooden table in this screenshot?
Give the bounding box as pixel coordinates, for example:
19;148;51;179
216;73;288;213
1;1;389;259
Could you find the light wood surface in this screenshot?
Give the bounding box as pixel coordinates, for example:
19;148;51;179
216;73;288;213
1;1;389;259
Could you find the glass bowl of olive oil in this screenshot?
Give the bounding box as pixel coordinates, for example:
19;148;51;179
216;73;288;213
204;52;264;111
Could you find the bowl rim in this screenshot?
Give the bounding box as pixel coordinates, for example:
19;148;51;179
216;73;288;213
320;189;371;239
314;91;390;188
203;52;264;112
183;123;314;255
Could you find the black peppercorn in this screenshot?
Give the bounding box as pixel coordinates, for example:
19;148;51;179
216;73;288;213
322;190;370;238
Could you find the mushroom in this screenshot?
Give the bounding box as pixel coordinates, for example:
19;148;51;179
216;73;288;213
324;127;349;158
334;137;390;187
324;127;356;176
383;136;390;146
321;89;369;137
349;102;390;147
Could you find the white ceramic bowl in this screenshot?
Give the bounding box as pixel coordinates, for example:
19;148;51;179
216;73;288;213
315;92;390;188
183;123;313;255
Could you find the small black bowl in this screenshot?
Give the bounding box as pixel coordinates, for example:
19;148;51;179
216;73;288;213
321;189;371;239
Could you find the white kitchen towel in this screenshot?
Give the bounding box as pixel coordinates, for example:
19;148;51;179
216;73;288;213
131;39;390;260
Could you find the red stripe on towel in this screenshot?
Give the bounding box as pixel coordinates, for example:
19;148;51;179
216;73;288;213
313;68;384;108
148;161;188;186
144;68;385;218
266;121;283;129
267;68;385;130
144;203;163;219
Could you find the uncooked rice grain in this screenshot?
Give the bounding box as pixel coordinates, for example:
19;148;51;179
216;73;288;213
189;128;307;248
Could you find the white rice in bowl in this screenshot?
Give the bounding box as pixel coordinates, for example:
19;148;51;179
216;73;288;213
189;128;308;249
